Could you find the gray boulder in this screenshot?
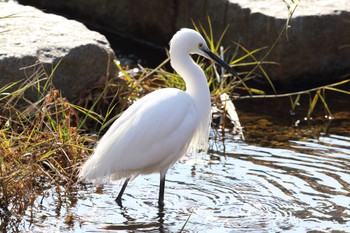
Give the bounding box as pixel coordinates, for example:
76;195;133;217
17;0;350;87
0;2;117;100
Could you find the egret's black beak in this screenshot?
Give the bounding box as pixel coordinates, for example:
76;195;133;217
200;46;240;79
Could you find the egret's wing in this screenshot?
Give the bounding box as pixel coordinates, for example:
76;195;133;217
79;88;198;181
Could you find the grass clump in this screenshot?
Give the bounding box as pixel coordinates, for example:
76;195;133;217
0;97;86;213
0;65;95;224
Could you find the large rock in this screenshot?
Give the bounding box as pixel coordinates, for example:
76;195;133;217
17;0;350;88
0;2;117;100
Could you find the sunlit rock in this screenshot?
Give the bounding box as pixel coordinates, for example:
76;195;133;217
0;1;117;100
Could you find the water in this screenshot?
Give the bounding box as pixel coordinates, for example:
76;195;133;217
17;122;350;232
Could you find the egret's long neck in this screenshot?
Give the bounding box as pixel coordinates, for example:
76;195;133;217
170;53;211;117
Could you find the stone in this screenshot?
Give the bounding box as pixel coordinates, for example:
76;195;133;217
224;0;350;87
17;0;350;88
0;1;117;100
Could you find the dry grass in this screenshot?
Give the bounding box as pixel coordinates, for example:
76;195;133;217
0;78;92;216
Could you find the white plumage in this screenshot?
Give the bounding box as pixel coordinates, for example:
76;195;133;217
79;88;201;181
79;28;238;207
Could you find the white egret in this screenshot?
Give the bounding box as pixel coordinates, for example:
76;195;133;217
79;28;240;207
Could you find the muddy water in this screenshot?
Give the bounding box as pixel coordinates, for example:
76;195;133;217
20;101;350;232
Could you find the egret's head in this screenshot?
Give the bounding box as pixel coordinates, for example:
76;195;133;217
169;28;240;79
169;28;209;58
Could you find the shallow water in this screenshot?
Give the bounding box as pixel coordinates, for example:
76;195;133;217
19;125;350;232
4;90;348;232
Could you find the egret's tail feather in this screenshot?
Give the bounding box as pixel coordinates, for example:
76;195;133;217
78;153;139;184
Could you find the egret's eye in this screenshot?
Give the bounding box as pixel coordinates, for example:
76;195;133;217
198;43;204;48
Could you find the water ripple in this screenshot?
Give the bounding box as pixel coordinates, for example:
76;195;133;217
22;134;350;232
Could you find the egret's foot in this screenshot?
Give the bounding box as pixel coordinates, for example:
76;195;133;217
115;178;130;207
158;200;164;210
158;174;166;209
115;197;123;207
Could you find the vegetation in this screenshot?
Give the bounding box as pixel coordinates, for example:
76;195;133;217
0;64;91;217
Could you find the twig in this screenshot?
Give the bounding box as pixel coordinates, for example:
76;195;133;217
236;79;350;100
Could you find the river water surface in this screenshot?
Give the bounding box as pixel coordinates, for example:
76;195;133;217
20;97;350;233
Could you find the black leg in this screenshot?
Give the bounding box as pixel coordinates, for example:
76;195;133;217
115;178;130;206
158;174;166;208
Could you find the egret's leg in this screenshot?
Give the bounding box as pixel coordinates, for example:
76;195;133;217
116;178;130;206
158;174;166;207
